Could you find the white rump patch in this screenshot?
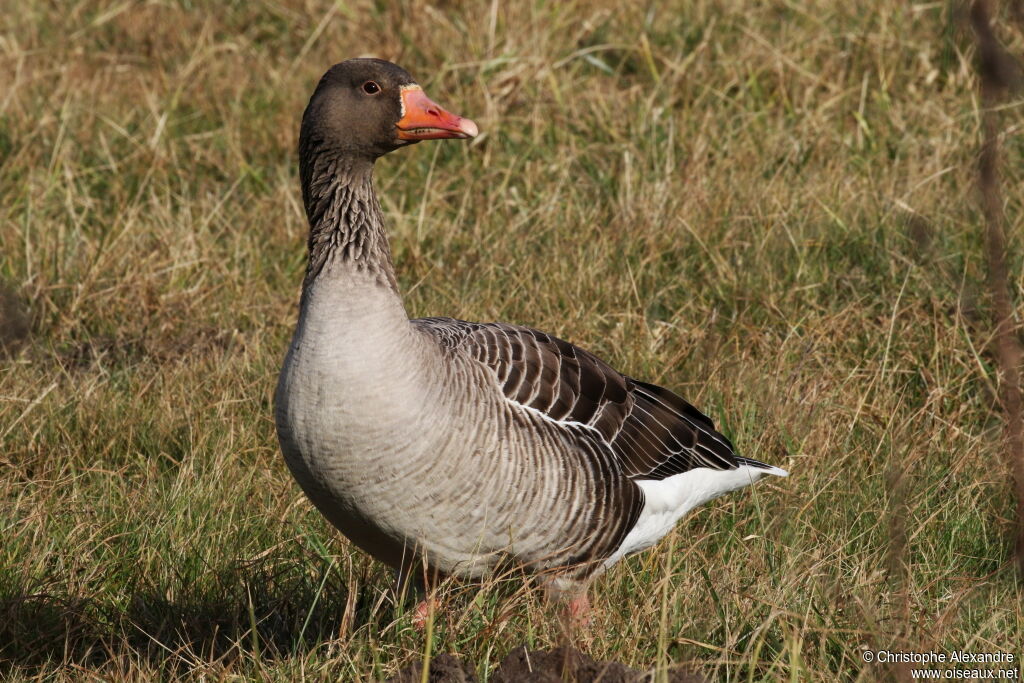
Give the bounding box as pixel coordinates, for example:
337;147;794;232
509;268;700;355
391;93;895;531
603;464;788;570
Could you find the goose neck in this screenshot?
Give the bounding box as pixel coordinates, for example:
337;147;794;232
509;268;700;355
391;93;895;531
301;153;399;293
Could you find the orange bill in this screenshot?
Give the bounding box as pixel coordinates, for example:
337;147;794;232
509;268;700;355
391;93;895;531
396;86;478;140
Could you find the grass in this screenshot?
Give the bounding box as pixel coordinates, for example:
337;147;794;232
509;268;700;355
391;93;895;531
1;0;1023;679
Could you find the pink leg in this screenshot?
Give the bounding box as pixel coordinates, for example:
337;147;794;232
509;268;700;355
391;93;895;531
410;597;439;631
565;591;592;627
542;576;593;628
394;565;446;631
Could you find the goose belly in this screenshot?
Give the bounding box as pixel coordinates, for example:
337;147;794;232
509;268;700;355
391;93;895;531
277;353;625;576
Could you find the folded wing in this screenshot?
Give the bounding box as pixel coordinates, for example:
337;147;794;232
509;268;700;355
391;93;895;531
414;318;744;481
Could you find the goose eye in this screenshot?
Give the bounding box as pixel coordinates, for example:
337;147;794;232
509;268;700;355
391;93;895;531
362;81;381;95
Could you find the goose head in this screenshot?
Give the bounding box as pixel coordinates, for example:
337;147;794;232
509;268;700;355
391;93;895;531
300;58;478;164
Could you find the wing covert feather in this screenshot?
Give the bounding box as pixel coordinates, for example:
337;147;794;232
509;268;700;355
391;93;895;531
414;317;740;480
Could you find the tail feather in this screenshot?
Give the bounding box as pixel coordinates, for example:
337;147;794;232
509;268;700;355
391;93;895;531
736;455;789;477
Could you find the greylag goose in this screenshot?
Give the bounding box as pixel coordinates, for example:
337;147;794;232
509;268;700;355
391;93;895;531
274;58;788;623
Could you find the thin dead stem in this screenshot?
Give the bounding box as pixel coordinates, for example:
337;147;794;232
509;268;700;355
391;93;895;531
971;0;1024;575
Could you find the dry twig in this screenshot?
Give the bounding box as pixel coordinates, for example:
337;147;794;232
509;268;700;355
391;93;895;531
971;0;1024;574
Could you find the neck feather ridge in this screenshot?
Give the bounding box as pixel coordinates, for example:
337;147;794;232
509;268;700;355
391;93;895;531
301;152;399;292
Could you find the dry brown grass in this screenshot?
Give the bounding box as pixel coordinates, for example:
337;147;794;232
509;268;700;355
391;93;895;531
1;0;1023;680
